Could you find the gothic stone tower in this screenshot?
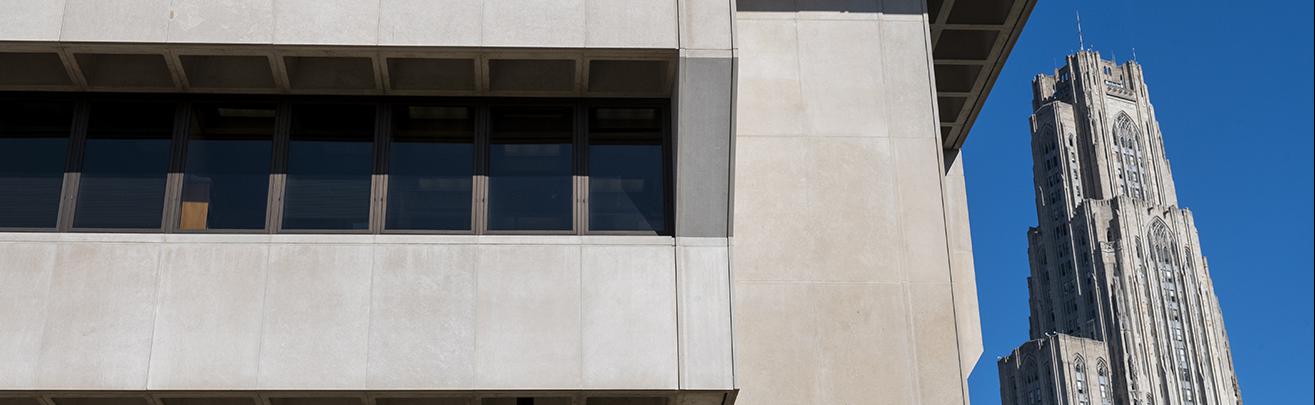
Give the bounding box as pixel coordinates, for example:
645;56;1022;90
998;51;1243;405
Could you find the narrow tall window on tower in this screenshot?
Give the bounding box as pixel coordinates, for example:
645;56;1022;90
1075;358;1090;405
1098;362;1112;405
1114;113;1148;200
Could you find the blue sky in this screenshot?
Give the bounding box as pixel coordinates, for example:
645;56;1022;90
961;0;1314;403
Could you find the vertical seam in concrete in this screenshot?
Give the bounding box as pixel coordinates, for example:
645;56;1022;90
143;242;166;389
581;0;590;49
577;244;585;386
373;0;384;46
918;4;975;401
363;242;377;383
472;243;482;384
254;243;274;387
672;241;684;389
269;0;280;44
724;5;739;378
723;238;735;388
787;11;809;135
675;0;683;48
31;244;60;386
878;11;925;404
58;0;72;41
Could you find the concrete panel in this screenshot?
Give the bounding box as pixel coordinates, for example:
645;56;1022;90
732;136;902;283
943;152;983;373
678;0;733;50
731;282;817;404
733;19;806;137
908;283;966;405
37;243;159;389
675;242;734;389
585;0;678;48
367;245;478;388
881;20;937;139
893;137;951;283
147;244;268;389
481;0;585;48
258;244;373;388
0;243;56;387
811;284;916;405
60;0;171;42
273;0;379;45
378;0;482;46
580;245;677;389
795;19;888;137
475;245;582;388
674;56;734;238
0;0;65;41
168;0;274;44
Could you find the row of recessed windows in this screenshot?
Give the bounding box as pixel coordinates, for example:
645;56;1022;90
0;96;669;234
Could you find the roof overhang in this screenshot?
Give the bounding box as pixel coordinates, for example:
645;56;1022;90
929;0;1037;151
0;43;677;98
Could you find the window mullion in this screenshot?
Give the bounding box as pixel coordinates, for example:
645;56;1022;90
575;102;587;235
474;103;489;235
56;99;90;232
162;100;191;233
370;102;389;234
268;102;291;233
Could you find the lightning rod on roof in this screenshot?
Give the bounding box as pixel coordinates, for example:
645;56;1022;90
1076;11;1086;51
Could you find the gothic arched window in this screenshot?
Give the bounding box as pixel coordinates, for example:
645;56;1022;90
1075;357;1091;405
1113;113;1149;201
1023;355;1043;405
1098;361;1112;405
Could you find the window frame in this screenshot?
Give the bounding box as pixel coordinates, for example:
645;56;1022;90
580;100;674;236
273;99;382;234
0;93;672;236
480;99;581;236
168;98;284;234
66;94;184;233
377;101;480;235
0;94;79;232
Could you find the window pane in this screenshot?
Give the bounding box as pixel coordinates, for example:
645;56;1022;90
282;104;374;230
179;104;274;230
73;101;174;229
487;107;573;231
588;108;666;232
0;100;73;228
386;105;474;230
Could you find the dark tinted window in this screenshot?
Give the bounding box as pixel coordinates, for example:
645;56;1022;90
588;108;666;232
179;104;275;230
487;107;573;231
282;104;374;230
0;100;74;228
73;101;175;229
386;105;474;230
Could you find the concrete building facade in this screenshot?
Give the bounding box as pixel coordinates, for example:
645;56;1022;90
0;1;1034;404
998;51;1243;405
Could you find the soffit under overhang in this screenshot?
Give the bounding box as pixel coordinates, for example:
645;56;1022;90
929;0;1036;152
0;43;676;98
